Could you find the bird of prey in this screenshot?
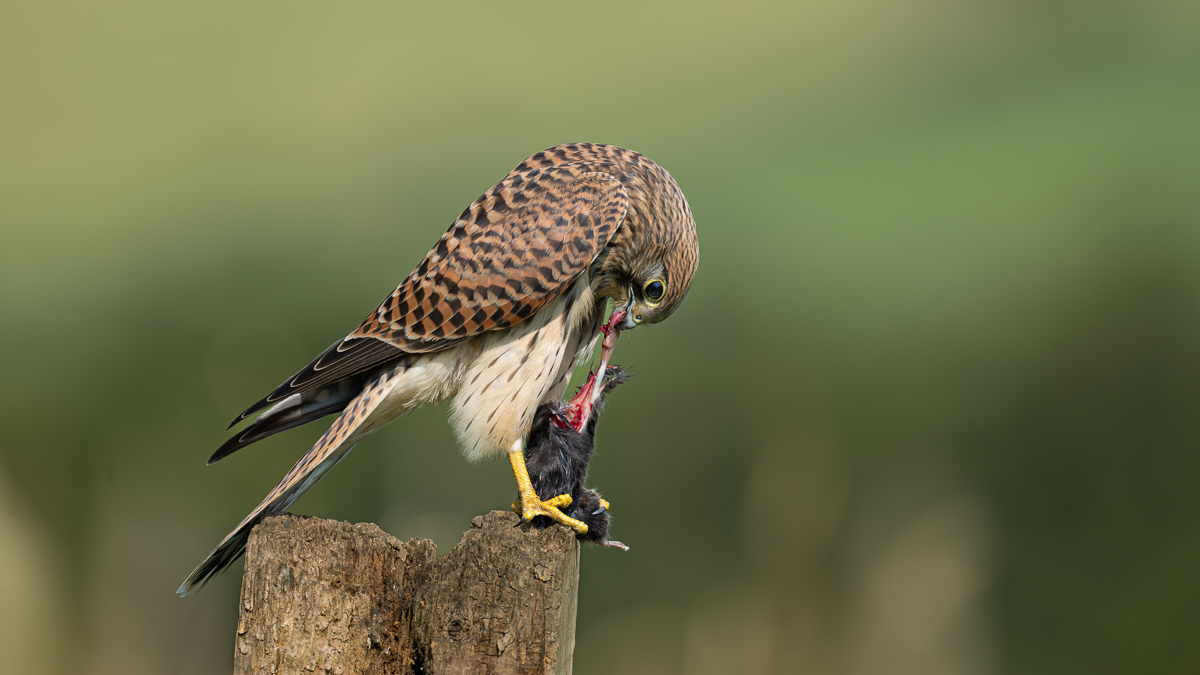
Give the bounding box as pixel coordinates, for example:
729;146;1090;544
178;143;698;595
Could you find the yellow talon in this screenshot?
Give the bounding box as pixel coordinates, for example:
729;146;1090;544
519;493;588;534
510;494;576;515
599;498;610;511
507;442;588;534
544;493;574;509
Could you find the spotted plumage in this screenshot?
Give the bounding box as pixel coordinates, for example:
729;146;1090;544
179;143;698;595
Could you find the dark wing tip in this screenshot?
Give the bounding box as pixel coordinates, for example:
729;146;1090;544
208;381;362;465
208;425;261;465
227;395;272;430
222;337;406;431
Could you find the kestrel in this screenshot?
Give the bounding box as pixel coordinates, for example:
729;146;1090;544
178;143;699;595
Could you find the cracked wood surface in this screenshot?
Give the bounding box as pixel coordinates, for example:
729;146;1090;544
233;511;580;675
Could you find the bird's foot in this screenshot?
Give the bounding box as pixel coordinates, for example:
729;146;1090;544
514;490;589;533
508;493;575;514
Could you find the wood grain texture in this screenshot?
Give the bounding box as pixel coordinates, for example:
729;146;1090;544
234;515;436;674
411;511;581;675
233;512;581;675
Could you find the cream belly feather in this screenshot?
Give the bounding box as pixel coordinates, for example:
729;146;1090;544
451;277;603;461
345;275;604;461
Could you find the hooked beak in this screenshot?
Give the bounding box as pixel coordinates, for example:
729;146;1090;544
618;293;640;329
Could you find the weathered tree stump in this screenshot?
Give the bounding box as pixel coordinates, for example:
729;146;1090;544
234;511;581;675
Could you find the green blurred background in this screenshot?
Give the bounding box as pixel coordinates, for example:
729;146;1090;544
2;2;1199;673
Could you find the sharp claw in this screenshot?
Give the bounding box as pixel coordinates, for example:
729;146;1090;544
592;506;607;515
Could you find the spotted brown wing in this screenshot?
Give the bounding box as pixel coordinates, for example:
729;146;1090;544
230;164;627;426
350;164;629;351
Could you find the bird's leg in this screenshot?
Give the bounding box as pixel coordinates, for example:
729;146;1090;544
508;438;589;533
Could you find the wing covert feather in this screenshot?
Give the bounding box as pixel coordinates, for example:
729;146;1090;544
229;160;626;428
350;165;628;351
229;337;408;426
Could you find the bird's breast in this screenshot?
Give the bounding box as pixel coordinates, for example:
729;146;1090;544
450;276;603;461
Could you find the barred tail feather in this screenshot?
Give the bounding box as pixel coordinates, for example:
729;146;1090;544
175;443;358;596
178;367;399;596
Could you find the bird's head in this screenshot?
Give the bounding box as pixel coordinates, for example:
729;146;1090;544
601;161;699;330
609;246;695;329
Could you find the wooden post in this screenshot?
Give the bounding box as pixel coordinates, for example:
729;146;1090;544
233;511;581;675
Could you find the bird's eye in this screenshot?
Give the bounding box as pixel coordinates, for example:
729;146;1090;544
643;279;665;304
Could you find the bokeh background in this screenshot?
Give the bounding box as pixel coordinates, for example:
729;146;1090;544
3;2;1199;673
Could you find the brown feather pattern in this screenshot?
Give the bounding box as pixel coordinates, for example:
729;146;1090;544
183;144;699;594
350;161;629;350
